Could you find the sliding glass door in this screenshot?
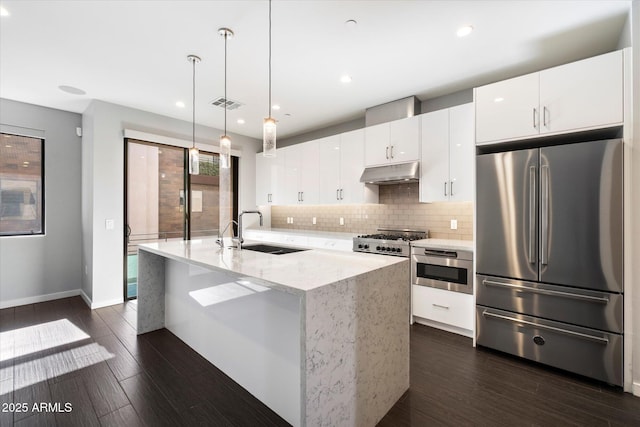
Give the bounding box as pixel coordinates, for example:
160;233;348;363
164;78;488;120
124;138;236;300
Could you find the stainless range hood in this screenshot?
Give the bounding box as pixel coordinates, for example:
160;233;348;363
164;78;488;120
360;161;420;185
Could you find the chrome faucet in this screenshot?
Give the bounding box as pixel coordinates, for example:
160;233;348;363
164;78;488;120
216;220;238;249
233;210;263;249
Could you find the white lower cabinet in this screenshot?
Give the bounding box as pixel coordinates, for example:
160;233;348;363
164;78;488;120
412;285;474;336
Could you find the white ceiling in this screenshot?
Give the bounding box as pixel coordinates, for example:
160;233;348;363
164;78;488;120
0;1;631;141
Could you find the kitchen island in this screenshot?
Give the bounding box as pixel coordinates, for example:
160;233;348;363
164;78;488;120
137;238;409;427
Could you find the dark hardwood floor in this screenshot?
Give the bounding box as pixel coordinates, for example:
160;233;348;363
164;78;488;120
0;296;639;426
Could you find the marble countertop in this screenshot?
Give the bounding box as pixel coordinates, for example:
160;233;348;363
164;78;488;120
139;238;407;294
411;238;474;251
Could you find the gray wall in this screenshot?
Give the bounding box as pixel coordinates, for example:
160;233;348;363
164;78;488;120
82;100;261;308
0;99;82;307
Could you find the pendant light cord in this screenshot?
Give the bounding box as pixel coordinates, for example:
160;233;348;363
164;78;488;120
268;0;272;119
192;57;196;148
224;32;228;136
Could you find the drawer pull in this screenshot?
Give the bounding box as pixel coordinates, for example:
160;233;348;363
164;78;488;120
432;304;450;310
482;279;609;304
482;310;609;345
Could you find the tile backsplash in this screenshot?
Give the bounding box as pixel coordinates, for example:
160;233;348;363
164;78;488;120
271;183;473;240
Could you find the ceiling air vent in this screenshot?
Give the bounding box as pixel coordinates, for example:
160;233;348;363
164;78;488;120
210;96;243;110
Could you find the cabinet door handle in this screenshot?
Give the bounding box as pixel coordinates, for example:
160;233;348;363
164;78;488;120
543;106;549;128
386;146;389;159
432;304;450;310
336;189;340;200
301;191;304;202
297;192;301;202
444;182;448;196
340;189;343;200
390;145;394;159
533;107;539;129
450;181;454;196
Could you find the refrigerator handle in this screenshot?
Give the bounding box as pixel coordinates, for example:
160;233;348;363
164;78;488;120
540;165;549;265
528;166;536;264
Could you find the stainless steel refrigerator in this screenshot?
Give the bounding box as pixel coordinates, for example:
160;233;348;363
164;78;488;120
475;138;623;386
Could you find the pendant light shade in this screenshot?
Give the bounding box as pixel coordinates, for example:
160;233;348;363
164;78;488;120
220;135;231;169
263;117;276;156
218;27;233;169
187;54;201;174
263;0;276;157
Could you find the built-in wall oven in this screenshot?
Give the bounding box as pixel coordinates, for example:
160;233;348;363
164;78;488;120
411;246;473;294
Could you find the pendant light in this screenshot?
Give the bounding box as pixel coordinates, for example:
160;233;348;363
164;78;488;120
218;27;233;169
187;55;201;175
263;0;276;157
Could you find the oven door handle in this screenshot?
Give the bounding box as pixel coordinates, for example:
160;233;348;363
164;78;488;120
422;249;457;258
482;279;609;304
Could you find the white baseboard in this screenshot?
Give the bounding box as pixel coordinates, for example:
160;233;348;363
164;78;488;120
79;290;92;308
79;290;124;310
633;381;640;397
0;290;124;311
0;289;81;309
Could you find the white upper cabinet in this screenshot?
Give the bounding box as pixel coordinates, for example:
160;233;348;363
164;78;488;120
364;115;420;166
538;50;623;134
420;103;474;203
475;73;539;143
255;152;284;205
389;116;421;163
448;104;475;201
319;129;379;205
318;135;342;203
475;50;623;144
282;143;320;205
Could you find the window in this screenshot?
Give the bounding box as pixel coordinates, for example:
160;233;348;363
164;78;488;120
124;138;238;299
0;133;44;236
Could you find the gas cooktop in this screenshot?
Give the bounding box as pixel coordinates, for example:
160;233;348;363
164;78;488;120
353;229;428;257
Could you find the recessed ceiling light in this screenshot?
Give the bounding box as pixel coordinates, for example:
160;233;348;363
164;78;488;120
58;85;86;95
0;6;9;17
5;145;11;148
23;161;29;164
237;118;245;124
176;101;185;108
457;25;474;37
494;97;504;103
272;104;281;110
340;75;352;84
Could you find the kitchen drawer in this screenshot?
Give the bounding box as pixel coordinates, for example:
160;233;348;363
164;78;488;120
412;285;473;330
476;274;623;333
476;306;622;386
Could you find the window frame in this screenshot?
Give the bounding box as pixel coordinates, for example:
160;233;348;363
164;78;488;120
0;133;45;237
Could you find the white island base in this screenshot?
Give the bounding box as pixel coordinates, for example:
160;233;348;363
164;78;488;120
137;240;409;427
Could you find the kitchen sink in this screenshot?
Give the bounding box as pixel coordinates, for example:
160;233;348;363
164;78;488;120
241;243;308;255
